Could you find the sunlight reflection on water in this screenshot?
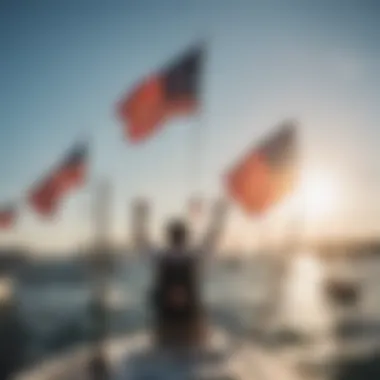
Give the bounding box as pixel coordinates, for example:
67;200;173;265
281;250;333;334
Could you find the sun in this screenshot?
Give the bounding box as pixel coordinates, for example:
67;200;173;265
296;170;339;219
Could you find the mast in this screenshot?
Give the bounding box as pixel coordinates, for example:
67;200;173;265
88;179;111;380
131;198;150;254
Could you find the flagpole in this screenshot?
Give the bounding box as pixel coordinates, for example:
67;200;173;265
79;133;92;258
188;39;207;201
190;110;203;196
88;178;111;380
269;120;303;333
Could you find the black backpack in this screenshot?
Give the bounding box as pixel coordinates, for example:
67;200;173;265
154;254;200;321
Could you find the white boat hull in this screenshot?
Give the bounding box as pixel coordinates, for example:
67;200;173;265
14;328;303;380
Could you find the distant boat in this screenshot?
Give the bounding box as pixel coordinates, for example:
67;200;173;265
324;257;360;308
325;278;360;307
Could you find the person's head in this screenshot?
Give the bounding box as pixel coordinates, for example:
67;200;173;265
166;219;189;249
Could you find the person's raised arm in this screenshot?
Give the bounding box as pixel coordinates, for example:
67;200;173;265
200;198;229;255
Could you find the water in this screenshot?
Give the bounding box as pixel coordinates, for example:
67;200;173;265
8;251;380;378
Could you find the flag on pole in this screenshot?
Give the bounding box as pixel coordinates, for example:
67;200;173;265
28;142;88;217
225;122;298;215
117;44;204;143
0;204;16;229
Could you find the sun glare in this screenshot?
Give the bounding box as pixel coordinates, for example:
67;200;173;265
296;171;339;219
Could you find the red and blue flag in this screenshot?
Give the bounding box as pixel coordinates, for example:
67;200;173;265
28;142;88;217
225;123;298;215
117;44;204;143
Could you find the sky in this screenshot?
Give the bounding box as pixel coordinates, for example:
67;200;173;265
0;0;379;253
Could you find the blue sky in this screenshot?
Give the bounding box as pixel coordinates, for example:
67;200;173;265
0;0;379;252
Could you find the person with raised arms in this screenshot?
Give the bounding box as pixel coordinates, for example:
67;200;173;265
150;198;229;348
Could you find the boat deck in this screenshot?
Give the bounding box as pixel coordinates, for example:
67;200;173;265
14;329;304;380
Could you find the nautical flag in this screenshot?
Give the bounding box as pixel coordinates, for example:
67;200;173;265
225;122;298;215
0;205;16;229
28;142;88;217
117;44;203;143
